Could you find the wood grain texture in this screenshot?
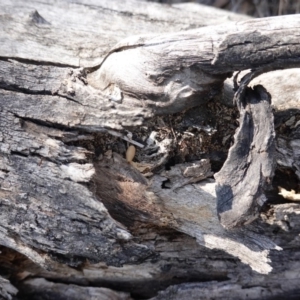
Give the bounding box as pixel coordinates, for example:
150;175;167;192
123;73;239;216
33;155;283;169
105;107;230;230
0;0;300;299
0;0;248;67
89;15;300;115
20;278;132;300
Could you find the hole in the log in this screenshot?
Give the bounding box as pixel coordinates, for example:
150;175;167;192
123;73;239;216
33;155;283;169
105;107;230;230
161;179;171;189
165;157;176;170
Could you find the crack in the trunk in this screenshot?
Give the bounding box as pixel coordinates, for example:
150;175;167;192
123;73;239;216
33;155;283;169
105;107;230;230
0;57;79;68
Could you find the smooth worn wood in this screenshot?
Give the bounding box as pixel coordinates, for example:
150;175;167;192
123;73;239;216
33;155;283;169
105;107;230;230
0;0;300;299
89;15;300;116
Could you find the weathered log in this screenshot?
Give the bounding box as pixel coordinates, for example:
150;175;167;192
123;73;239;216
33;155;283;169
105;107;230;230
89;15;300;116
0;0;300;299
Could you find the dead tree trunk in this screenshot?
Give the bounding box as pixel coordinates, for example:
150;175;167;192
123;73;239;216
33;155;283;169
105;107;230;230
1;0;300;299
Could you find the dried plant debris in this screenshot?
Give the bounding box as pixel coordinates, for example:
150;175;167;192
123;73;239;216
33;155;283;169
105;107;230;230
133;101;238;173
278;187;300;201
70;101;238;176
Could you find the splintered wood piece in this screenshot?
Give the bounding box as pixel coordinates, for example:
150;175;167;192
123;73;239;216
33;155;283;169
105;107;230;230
215;83;276;229
278;187;300;201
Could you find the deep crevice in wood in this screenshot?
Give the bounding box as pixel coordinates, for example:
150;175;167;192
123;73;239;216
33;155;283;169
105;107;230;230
0;57;79;68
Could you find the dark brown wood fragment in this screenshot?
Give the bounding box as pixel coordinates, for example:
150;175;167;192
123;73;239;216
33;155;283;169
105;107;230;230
215;82;276;229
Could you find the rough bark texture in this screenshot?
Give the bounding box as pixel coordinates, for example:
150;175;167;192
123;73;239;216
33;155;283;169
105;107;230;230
1;0;300;299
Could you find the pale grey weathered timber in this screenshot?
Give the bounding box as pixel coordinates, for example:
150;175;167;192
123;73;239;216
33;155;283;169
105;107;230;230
90;15;300;115
0;0;300;299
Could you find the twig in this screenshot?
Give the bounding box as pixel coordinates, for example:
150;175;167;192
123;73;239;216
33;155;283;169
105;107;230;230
106;129;144;148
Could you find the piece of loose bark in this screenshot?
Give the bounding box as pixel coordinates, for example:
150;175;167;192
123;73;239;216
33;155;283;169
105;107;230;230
215;80;276;229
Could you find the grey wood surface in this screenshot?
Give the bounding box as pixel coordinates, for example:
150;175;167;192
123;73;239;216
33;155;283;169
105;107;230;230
0;0;300;299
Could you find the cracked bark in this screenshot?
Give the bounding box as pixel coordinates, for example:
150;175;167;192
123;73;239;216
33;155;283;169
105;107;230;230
0;0;300;299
